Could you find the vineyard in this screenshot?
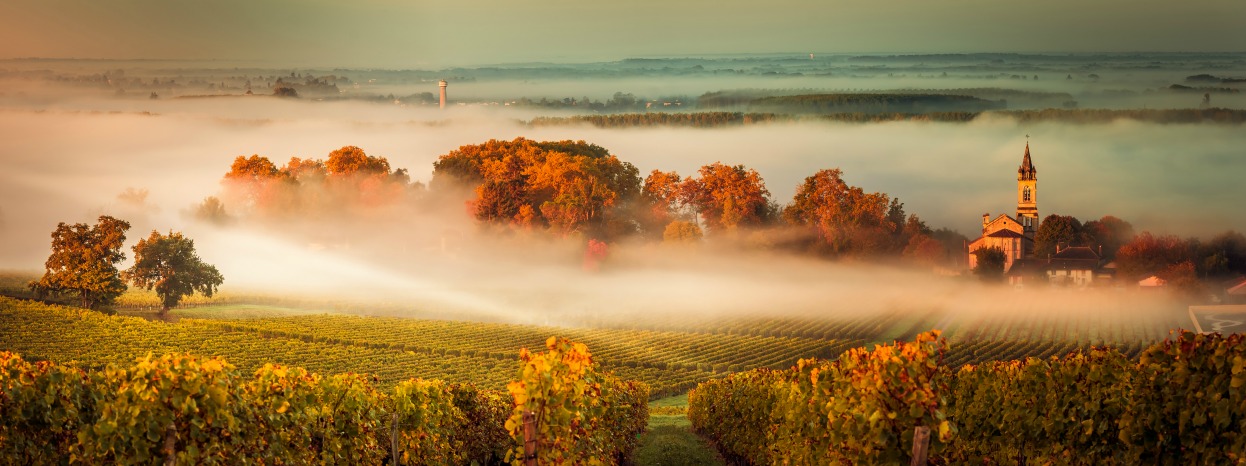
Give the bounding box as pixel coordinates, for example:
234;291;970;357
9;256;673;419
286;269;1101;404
0;337;648;465
0;292;1189;400
1;294;1237;464
689;331;1246;465
0;298;864;398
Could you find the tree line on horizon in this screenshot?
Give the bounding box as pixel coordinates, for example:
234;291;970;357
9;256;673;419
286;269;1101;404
196;137;969;269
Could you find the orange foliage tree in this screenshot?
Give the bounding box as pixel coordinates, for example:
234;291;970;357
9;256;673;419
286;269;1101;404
218;146;420;221
782;168;912;257
431;138;641;238
681;162;773;234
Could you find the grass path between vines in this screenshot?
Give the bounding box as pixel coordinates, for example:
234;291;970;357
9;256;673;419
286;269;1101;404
635;395;724;466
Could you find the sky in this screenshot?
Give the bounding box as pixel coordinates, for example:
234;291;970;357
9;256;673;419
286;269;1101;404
2;0;1244;67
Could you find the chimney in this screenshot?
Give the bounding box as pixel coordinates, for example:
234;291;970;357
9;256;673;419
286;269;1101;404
982;213;990;231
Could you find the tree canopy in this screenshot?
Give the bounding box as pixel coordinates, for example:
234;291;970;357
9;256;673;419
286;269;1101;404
972;247;1007;283
1033;214;1084;258
1115;232;1191;280
122;231;224;315
30;216;131;310
431;138;641;238
219;146;420;221
684;162;773;233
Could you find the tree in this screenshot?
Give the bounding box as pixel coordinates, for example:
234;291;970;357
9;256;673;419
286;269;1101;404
30;216;131;310
685;162;772;233
972;247;1007;283
122;231;224;316
1082;215;1135;260
1194;230;1246;278
430;138;641;238
325;146;391;176
1115;232;1191;280
192;196;232;226
640;170;687;236
663;220;703;244
782;168;896;256
1033;214;1084;258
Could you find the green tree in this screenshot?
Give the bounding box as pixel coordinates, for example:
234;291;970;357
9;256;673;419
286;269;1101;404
972;247;1007;283
1082;215;1135;260
30;216;131;310
123;231;224;315
1033;214;1084;258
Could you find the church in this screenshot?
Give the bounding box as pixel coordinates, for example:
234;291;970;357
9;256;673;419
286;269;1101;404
967;141;1039;272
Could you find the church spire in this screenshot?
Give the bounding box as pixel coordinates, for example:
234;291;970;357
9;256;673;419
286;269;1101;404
1018;140;1037;181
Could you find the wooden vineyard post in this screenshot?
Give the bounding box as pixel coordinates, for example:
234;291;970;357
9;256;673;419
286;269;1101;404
910;425;931;466
391;413;400;466
162;422;178;466
523;410;538;466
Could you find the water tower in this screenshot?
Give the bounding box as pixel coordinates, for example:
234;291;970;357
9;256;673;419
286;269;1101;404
438;80;448;109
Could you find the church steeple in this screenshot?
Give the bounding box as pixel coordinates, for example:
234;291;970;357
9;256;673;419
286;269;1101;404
1016;139;1039;234
1018;141;1036;181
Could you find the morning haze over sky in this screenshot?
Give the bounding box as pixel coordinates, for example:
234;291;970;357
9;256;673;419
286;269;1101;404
2;0;1243;67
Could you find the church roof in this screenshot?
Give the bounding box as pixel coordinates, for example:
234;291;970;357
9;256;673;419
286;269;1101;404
986;230;1027;239
1018;142;1037;180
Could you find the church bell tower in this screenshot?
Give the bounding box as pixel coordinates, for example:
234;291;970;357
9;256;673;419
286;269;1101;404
1017;141;1038;236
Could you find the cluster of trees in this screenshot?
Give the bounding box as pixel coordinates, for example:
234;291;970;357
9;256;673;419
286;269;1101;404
430;138;966;267
1029;212;1246;292
526;111;986;129
1033;214;1137;260
30;216;221;315
747;93;1005;115
524;108;1246;130
1116;231;1246;287
209;146;421;224
431;138;641;238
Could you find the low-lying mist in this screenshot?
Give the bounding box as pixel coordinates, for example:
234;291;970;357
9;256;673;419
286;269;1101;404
0;86;1239;331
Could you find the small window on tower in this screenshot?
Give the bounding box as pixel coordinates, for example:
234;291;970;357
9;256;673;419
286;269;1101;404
1023;186;1031;202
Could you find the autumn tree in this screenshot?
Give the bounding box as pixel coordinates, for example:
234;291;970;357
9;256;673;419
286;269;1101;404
1033;214;1084;258
782;168;902;256
1115;232;1191;280
30;216;131;310
122;231;224;316
219;147;419;221
639;170;688;237
325;145;391;176
684;162;772;234
663;220;703;244
903;235;947;267
430;138;642;238
222;154;288;213
972;246;1007;283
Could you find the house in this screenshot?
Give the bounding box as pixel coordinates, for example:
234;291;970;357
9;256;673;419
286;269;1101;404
1226;277;1246;304
1046;246;1102;286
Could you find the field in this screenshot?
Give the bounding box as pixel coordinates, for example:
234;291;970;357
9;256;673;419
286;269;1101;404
0;287;1188;399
